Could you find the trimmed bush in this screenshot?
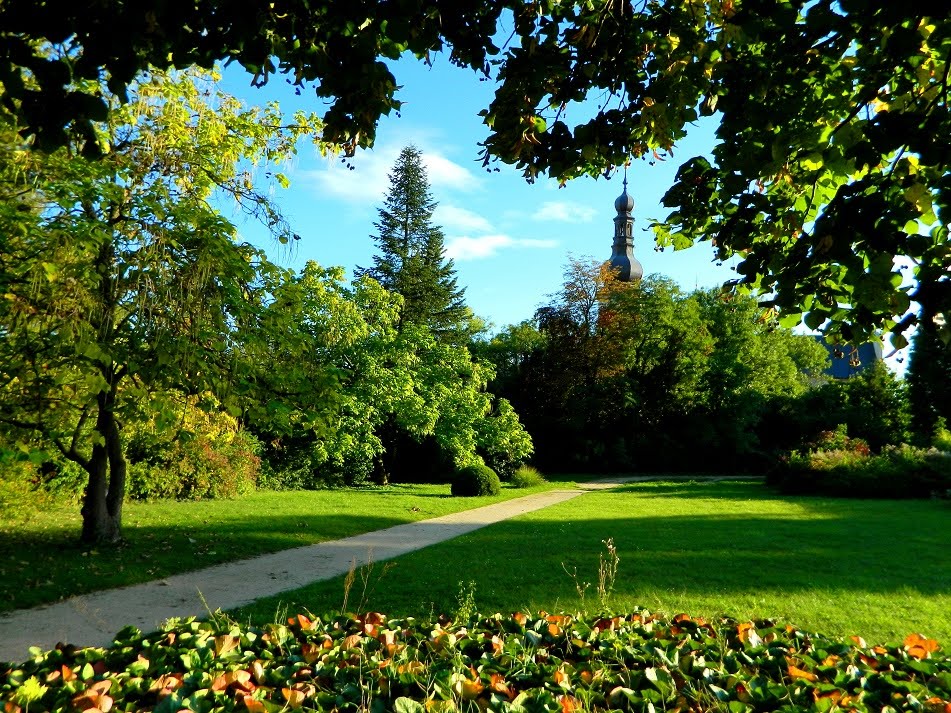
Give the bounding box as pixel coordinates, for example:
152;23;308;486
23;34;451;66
451;462;501;496
511;464;546;488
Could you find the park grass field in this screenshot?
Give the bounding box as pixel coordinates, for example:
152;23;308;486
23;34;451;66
0;480;565;613
230;479;951;645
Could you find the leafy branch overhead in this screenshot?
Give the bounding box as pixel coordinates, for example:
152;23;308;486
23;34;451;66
2;2;949;338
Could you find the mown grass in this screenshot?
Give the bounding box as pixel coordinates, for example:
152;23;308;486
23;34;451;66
231;480;951;645
0;478;575;613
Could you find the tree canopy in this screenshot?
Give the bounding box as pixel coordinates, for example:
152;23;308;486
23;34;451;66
0;68;323;542
2;2;948;341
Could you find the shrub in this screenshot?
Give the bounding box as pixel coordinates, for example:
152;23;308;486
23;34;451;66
127;426;261;500
510;464;546;488
772;443;951;498
451;462;501;496
932;418;951;451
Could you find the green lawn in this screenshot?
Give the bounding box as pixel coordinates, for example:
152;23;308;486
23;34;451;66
230;480;951;646
0;479;571;612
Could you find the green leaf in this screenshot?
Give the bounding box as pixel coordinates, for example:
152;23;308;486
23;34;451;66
395;697;425;713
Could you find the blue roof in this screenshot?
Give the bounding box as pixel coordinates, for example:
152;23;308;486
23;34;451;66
814;337;883;379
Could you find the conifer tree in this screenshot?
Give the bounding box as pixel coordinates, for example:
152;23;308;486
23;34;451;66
357;145;466;336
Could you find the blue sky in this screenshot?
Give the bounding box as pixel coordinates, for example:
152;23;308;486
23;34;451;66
219;56;739;332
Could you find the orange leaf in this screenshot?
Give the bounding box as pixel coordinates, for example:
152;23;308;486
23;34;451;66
398;661;426;676
290;614;315;630
822;655;840;667
560;695;582;713
850;635;867;648
787;665;818;682
282;688;307;709
923;697;951;713
579;671;594;685
301;643;322;664
547;615;571;626
488;635;503;655
548;624;562;637
673;614;693;623
453;678;483;700
737;623;753;642
4;702;22;713
490;673;514;699
243;696;267;713
513;612;527;627
905;633;940;659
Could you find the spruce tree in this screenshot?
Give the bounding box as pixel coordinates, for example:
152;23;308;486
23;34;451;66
357;145;467;335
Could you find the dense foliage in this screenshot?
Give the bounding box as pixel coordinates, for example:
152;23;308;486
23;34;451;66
247;263;532;489
3;4;949;342
0;71;532;540
0;68;323;542
481;259;830;473
2;611;948;713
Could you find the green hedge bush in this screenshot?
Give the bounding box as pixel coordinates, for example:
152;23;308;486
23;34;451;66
451;462;501;496
3;611;948;713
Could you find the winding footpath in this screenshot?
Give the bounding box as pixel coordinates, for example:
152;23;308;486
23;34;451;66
0;476;758;662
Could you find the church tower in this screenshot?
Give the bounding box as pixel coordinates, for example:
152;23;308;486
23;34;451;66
609;175;643;282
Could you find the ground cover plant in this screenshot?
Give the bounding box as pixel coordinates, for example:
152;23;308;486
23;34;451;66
233;480;951;645
0;481;566;614
3;610;949;713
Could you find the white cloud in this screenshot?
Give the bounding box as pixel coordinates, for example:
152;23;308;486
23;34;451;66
433;204;493;233
302;144;481;204
532;200;598;223
423;154;481;192
445;234;558;261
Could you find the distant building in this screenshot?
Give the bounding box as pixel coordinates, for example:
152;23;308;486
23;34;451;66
815;337;883;379
607;175;643;282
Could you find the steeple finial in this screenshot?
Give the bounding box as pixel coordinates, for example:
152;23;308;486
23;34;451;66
623;165;628;192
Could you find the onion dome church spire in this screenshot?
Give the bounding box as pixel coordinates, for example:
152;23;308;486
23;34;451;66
608;172;643;282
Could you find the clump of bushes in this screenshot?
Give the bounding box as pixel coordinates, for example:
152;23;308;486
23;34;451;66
510;464;546;488
451;462;501;496
3;611;948;713
771;425;951;498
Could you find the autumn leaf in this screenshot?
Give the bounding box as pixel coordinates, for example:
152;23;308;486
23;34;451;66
489;673;514;699
904;633;940;659
71;680;114;712
560;695;582;713
787;664;818;682
215;635;240;656
342;633;363;650
242;695;267;713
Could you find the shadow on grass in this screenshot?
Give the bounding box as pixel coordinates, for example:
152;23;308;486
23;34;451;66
0;513;415;613
230;486;950;635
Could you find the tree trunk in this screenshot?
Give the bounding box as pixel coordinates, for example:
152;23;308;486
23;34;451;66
80;391;124;544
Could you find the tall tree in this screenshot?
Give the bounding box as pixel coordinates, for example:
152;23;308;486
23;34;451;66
906;313;951;440
357;145;467;336
0;68;324;543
